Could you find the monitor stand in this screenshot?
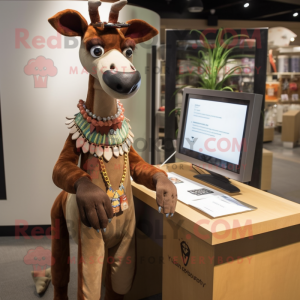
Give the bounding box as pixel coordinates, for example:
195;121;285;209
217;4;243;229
193;169;240;193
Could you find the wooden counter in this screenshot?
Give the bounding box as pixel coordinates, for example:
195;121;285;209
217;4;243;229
131;162;300;300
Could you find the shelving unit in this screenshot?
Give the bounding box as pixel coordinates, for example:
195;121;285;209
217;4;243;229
278;101;300;104
268;72;300;76
265;99;279;104
264;58;300;131
266;98;300;105
265;47;300;133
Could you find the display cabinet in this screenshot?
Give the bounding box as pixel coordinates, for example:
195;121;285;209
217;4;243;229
162;28;268;188
265;46;300;132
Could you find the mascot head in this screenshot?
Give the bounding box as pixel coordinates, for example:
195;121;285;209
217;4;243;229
49;0;158;99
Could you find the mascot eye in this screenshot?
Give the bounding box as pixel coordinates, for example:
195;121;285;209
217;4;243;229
90;45;104;58
123;47;133;58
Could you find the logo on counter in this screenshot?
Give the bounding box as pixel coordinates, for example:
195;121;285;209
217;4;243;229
181;241;190;266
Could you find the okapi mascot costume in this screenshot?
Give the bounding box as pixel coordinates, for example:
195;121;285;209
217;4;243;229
47;1;177;299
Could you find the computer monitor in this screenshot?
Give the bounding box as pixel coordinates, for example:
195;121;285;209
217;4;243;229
176;88;262;192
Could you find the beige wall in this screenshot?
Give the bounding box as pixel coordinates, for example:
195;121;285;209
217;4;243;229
0;1;160;226
161;19;300;45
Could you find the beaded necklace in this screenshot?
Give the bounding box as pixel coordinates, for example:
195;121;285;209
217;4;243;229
67;99;132;213
77;99;125;127
99;152;129;213
66;100;134;162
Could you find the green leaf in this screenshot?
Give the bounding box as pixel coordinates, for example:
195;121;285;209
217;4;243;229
220;34;249;51
176;72;199;80
215;73;241;90
221;86;234;91
172;85;191;97
169;107;181;116
190;30;213;62
224;65;243;76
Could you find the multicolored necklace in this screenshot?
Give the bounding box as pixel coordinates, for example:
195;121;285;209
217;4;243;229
77;99;124;123
66;100;132;213
77;99;125;135
99;150;129;214
65;100;134;162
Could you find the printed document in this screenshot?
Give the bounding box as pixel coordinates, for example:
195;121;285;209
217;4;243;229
167;172;255;218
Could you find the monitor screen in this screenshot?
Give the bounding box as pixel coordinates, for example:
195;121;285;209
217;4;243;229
179;94;250;174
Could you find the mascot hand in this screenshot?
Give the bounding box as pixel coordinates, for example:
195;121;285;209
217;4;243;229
74;177;114;232
153;173;177;217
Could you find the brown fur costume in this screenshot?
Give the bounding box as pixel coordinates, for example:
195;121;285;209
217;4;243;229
48;1;177;300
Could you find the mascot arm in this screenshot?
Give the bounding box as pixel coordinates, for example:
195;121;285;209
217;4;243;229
53;135;91;194
129;146;168;191
129;146;177;215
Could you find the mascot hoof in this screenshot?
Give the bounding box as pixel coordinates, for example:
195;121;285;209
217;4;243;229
31;267;51;295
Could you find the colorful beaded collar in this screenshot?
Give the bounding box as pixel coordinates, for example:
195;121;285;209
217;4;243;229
77;99;125;135
66;111;134;162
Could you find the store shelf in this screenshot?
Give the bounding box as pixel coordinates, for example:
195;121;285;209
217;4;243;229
277;47;300;54
278;101;300;104
268;72;300;76
265;99;279;104
266;99;300;105
175;84;195;90
231;74;255;77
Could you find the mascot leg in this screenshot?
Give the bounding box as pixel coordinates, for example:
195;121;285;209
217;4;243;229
51;191;70;300
77;220;105;300
104;264;125;300
104;219;136;299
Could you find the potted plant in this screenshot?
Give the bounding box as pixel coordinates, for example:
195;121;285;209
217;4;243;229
170;28;249;138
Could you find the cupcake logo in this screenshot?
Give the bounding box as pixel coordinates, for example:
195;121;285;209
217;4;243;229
24;56;58;88
23;246;55;277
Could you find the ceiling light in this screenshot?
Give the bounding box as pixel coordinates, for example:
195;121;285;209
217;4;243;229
187;0;204;13
244;3;250;8
291;37;295;42
293;12;299;17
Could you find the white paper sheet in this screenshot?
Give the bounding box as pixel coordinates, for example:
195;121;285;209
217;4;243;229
189;194;252;218
167;172;255;218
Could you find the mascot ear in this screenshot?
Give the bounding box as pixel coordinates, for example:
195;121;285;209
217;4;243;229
48;9;88;37
120;19;158;44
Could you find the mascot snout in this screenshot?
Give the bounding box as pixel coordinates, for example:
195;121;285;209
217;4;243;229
103;70;141;94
